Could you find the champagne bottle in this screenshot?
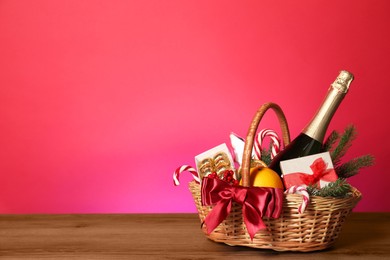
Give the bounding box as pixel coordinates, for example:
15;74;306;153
269;70;354;176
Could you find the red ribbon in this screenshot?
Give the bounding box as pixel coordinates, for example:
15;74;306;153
283;158;338;189
201;177;283;240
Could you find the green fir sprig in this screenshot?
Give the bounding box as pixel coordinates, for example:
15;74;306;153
260;142;273;166
322;125;374;178
307;178;352;198
335;155;375;178
322;130;340;154
327;125;356;165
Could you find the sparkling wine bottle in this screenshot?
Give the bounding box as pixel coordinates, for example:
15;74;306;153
269;70;354;176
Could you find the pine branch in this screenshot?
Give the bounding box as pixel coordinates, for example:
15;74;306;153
322;130;340;152
336;155;375;178
307;179;352;198
331;125;357;165
321;125;374;179
260;142;273;166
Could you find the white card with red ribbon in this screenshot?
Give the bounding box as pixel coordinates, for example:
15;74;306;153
280;152;338;189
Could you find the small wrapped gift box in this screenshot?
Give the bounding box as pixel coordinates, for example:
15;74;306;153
280;152;338;189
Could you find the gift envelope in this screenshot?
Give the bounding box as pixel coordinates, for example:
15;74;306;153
280;152;338;189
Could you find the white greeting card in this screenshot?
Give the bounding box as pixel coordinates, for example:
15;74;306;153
280;152;338;189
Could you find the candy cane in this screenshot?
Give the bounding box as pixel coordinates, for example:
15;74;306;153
254;129;281;160
285;185;310;214
173;165;200;186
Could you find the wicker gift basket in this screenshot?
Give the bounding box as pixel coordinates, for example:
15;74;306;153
189;102;361;252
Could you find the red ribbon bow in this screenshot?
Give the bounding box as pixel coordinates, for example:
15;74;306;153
201;177;283;240
284;158;338;188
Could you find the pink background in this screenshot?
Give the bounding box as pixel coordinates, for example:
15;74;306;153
1;1;389;213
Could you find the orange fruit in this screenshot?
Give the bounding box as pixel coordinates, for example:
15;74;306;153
240;166;284;189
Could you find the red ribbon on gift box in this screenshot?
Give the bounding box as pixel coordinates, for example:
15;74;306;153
283;157;338;189
200;177;283;240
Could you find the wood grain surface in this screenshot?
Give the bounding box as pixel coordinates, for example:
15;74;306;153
0;213;389;259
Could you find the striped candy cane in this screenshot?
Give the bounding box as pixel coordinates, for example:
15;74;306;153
173;165;200;186
254;129;281;160
285;185;310;214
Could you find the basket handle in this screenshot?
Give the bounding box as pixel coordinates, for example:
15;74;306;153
241;102;291;187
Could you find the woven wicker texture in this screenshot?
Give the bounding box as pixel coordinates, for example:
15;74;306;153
191;102;362;252
190;181;361;252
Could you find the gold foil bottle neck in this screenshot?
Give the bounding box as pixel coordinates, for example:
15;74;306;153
303;70;353;142
331;70;354;93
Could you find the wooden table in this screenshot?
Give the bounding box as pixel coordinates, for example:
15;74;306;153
0;213;389;259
